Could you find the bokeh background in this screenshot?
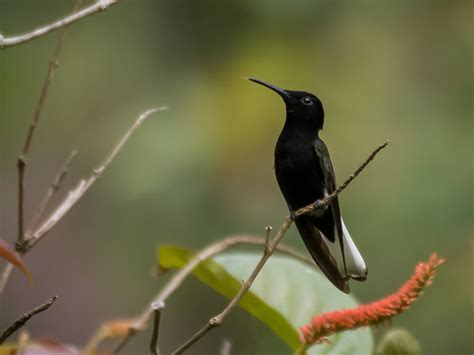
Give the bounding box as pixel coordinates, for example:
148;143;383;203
0;0;472;354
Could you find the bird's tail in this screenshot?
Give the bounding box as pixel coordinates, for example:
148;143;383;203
340;218;367;281
295;216;367;294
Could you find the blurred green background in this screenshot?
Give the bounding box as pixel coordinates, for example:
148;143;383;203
0;0;472;354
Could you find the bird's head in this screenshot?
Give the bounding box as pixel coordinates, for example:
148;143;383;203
248;77;325;132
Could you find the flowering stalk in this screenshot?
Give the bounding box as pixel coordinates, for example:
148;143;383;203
297;253;444;352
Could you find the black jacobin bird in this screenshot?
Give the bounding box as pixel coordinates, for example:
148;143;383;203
248;77;367;293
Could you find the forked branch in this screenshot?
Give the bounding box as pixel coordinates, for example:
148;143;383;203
15;0;87;252
0;108;167;296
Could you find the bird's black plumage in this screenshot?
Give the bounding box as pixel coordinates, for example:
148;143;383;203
248;77;367;293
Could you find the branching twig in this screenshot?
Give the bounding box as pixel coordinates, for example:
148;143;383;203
171;141;389;354
0;296;58;344
107;235;313;354
0;0;118;49
15;0;86;252
150;302;165;355
0;108;167;296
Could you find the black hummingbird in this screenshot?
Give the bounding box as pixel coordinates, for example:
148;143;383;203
248;77;367;293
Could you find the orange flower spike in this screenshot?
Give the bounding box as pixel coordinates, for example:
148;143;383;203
300;253;444;345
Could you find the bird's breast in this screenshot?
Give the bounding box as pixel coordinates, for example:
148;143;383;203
274;136;325;209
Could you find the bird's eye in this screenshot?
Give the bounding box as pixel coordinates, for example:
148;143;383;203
302;96;312;105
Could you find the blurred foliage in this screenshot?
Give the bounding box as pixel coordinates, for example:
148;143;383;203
375;328;422;355
0;0;472;354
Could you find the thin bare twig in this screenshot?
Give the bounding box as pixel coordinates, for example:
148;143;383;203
0;0;118;49
171;141;389;354
107;235;313;354
12;150;74;277
0;108;166;296
27;149;78;233
0;296;58;344
16;0;86;252
150;302;165;355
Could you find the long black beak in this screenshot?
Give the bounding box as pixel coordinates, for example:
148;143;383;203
247;77;291;98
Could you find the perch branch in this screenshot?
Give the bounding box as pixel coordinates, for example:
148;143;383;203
0;0;118;49
171;141;389;354
15;0;86;252
0;296;58;344
109;235;312;354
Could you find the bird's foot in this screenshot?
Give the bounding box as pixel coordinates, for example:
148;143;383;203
289;210;297;221
313;199;323;209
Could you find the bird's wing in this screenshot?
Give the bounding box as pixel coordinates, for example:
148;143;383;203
313;139;347;271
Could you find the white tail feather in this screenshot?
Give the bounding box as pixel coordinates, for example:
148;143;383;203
341;218;367;279
319;218;367;279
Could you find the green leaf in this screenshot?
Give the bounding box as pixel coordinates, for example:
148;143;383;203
158;247;373;354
